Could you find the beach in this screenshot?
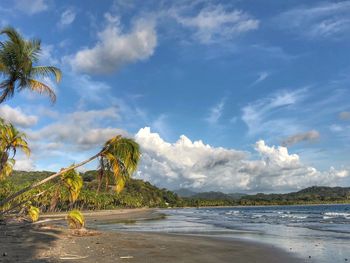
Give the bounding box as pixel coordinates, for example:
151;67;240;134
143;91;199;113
0;208;300;263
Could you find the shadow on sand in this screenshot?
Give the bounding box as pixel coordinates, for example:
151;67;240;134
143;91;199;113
0;221;63;262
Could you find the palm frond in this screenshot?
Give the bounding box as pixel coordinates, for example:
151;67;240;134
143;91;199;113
101;136;141;194
66;210;85;229
27;205;40;222
28;78;56;102
0;27;25;49
61;169;83;203
0;158;14;180
0;81;14;103
25;38;41;62
31;66;62;83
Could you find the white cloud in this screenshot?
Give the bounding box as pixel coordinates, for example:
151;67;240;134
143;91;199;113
29;107;124;150
250;71;269;86
14;156;36;171
68;14;157;74
206;99;225;124
173;4;259;44
276;1;350;39
0;105;38;127
135;127;349;192
58;9;76;28
282;130;320;147
15;0;48;15
242;89;306;136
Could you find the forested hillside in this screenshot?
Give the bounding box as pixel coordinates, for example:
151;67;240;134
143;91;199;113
1;171;349;211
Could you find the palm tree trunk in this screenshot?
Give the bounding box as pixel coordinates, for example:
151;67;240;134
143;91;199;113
96;158;105;194
96;170;103;193
0;190;46;216
0;151;102;208
105;175;109;191
0;151;8;173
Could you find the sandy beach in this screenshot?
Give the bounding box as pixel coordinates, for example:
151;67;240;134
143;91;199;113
0;208;302;263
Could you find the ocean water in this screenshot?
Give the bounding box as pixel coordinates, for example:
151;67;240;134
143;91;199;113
96;204;350;262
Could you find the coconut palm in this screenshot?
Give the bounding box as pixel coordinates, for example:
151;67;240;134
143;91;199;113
0;135;141;208
0;119;30;179
49;169;83;211
0;27;61;103
99;136;140;193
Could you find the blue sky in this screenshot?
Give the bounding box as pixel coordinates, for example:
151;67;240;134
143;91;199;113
1;0;350;193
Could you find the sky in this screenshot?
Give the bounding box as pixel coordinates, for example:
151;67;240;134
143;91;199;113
0;0;350;193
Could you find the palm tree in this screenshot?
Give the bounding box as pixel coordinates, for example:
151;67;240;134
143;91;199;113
0;119;30;179
0;27;61;103
97;136;140;193
49;169;83;211
0;135;141;208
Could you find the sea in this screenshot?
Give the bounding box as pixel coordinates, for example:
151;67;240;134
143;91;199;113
96;204;350;262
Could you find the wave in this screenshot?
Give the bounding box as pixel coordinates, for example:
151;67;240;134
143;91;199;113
323;212;350;219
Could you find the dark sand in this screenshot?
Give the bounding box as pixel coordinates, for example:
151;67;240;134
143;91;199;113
0;209;302;263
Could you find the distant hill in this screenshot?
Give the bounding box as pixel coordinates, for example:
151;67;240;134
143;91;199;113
174;188;197;197
239;186;350;205
3;172;350;208
191;191;232;200
175;190;247;200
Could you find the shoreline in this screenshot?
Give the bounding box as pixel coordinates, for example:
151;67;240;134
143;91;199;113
0;208;301;262
175;202;350;209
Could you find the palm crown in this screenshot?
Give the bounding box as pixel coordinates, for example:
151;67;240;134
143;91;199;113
0;27;61;103
0;118;30;179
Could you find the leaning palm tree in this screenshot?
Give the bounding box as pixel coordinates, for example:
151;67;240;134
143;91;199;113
0;135;141;208
0;119;30;180
97;136;140;193
0;27;61;103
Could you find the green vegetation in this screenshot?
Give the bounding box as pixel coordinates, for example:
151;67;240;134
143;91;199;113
1;171;349;212
66;210;85;229
0;119;30;179
0;134;141;222
0;170;183;212
181;187;350;206
238;186;350;205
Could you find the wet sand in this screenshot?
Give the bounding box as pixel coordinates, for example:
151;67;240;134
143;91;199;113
0;209;301;262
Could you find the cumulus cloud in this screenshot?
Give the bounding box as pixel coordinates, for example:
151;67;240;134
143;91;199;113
68;14;157;74
14;156;36;171
0;105;38;127
15;0;48;15
173;4;259;44
339;111;350;121
282;130;320;146
276;1;350;39
135;127;348;193
58;9;76;28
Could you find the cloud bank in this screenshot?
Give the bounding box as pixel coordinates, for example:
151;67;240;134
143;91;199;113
135;127;348;193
